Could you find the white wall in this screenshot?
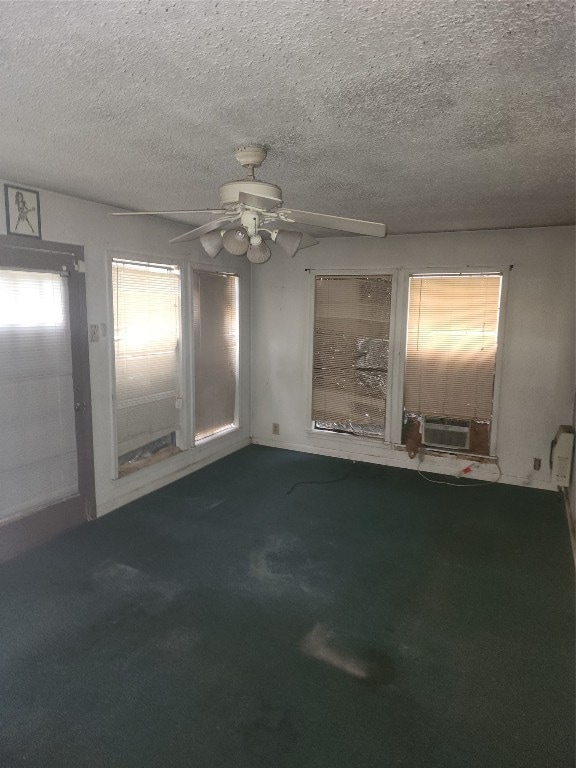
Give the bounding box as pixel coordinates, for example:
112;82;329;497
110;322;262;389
2;181;572;513
1;182;252;516
251;226;575;491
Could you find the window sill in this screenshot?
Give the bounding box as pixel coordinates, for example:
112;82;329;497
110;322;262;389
307;428;497;464
195;424;239;446
307;428;391;448
112;426;240;481
394;443;498;464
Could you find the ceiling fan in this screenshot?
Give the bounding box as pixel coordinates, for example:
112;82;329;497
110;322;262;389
111;146;387;263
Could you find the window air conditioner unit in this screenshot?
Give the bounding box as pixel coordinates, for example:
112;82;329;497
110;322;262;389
423;417;471;450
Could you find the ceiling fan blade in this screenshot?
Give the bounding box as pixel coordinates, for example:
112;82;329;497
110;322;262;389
110;209;227;216
277;208;386;238
169;216;238;244
238;191;282;210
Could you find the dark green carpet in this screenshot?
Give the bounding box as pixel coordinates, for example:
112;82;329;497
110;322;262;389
0;445;573;767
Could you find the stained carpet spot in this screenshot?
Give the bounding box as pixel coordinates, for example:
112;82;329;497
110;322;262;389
90;560;183;602
301;623;396;685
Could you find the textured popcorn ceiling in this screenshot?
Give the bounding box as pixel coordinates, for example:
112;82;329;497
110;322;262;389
0;0;574;234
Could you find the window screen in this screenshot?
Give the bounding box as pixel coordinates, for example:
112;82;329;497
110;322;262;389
312;275;392;437
112;260;181;457
404;273;502;420
193;271;239;441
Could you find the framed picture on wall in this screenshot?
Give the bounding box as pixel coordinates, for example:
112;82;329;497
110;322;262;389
4;184;42;239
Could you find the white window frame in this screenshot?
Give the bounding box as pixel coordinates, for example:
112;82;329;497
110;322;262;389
191;263;241;446
305;267;400;446
396;266;509;457
107;251;241;479
307;265;509;459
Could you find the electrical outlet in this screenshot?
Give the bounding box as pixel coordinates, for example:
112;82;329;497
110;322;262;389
533;458;541;471
272;423;280;435
89;324;99;342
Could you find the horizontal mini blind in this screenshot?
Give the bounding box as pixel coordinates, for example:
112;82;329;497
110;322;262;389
193;271;238;441
0;269;78;521
312;275;392;437
404;274;502;420
113;259;181;455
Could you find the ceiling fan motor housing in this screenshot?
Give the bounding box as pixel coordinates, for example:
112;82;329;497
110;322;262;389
219;179;283;209
234;145;267;169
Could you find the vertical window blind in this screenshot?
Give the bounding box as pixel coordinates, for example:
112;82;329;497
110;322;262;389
0;269;78;521
112;260;181;456
312;275;392;437
404;273;502;420
193;271;239;441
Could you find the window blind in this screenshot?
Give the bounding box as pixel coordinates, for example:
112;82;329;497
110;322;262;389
312;275;392;437
193;271;239;441
404;274;502;420
0;269;78;521
112;260;181;456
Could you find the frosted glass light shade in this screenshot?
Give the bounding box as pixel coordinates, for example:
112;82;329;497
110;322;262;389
273;229;303;258
200;231;223;258
247;240;271;263
222;227;249;255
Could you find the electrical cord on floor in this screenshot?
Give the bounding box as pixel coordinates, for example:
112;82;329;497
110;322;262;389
286;470;353;495
416;453;502;487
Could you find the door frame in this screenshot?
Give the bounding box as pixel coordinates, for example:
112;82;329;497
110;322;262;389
0;235;96;561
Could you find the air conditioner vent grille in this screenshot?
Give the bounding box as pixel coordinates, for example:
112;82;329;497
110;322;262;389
423;418;470;450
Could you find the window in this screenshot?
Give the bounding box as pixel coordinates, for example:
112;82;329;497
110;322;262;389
110;257;242;476
310;270;504;457
112;259;181;470
312;275;392;437
193;270;239;441
403;273;502;455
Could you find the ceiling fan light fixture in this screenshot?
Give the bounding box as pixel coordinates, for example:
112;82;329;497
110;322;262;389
247;240;271;264
222;227;249;255
272;229;303;258
200;230;224;258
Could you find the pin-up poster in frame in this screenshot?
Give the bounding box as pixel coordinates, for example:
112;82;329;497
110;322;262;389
4;184;42;239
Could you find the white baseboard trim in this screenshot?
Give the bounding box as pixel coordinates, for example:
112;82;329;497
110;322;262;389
97;436;251;517
97;434;562;520
251;437;557;491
